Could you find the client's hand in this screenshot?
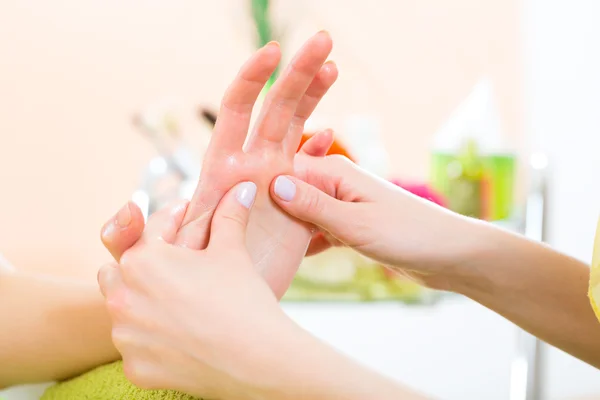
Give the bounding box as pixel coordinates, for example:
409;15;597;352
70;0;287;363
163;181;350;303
97;183;295;398
102;31;337;299
270;155;481;289
98;184;427;400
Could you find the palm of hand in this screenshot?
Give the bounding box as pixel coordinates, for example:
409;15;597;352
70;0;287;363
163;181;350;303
175;32;337;298
195;149;309;298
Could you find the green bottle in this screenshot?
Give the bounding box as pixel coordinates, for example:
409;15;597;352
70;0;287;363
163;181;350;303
445;139;485;219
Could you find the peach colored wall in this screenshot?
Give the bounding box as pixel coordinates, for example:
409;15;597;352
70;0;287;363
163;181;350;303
0;0;522;278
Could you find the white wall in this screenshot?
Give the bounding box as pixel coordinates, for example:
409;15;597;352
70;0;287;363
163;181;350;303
522;1;600;398
523;0;600;260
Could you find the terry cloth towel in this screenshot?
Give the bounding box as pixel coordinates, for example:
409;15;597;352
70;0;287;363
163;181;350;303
41;361;201;400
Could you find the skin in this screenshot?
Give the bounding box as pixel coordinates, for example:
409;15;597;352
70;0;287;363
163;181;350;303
0;32;337;387
98;185;426;400
104;33;338;299
269;154;600;367
172;32;338;299
1;29;597;395
0;271;118;388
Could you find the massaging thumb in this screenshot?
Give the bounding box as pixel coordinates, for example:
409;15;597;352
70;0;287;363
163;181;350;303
271;175;347;235
208;181;257;248
101;201;145;262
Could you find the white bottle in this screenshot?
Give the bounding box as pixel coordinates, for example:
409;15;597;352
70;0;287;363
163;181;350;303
343;115;390;177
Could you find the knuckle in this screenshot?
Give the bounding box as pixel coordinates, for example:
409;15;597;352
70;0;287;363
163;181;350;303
105;290;130;320
118;251;135;273
302;189;326;216
122;360;153;389
220;92;253;117
119;248;148;278
111;326;133;349
219;212;246;229
97;262;115;286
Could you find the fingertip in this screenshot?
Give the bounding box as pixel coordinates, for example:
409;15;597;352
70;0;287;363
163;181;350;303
315;30;333;49
239;42;281;81
299;129;334;157
101;202;145;252
97;261;119;298
319;128;334;146
259;41;282;66
320;60;339;83
235;181;257;209
208;181;257;248
272;175;297;202
128;201;146;229
297;30;332;60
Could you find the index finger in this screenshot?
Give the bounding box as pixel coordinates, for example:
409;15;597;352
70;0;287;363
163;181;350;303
246;31;333;149
210;42;281;156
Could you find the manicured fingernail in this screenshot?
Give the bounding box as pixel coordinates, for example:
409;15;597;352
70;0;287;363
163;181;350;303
236;182;257;209
265;40;280;48
116;203;132;228
274;176;296;201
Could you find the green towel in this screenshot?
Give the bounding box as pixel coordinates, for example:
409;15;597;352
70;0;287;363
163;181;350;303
41;361;201;400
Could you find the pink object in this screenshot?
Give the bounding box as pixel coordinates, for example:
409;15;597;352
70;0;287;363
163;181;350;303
390;180;446;207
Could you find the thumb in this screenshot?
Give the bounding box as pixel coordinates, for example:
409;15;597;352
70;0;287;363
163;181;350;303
142;200;189;244
270;175;349;235
208;181;257;248
101;202;145;262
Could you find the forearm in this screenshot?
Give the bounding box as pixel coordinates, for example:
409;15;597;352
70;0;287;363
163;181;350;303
452;221;600;366
0;269;119;387
252;325;427;400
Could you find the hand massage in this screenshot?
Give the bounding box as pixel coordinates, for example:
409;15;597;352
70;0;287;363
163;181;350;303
1;31;600;400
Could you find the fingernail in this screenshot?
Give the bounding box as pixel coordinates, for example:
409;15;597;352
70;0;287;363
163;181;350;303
116;203;132;228
236;182;257;209
274;176;296;202
265;40;280;48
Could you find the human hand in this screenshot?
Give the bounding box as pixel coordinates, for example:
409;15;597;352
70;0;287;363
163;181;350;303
101;32;337;299
98;182;428;400
97;182;303;399
270;155;480;289
100;129;334;272
174;32;336;299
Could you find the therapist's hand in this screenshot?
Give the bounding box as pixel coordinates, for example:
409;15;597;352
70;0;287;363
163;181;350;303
270;155;481;290
97;182;298;399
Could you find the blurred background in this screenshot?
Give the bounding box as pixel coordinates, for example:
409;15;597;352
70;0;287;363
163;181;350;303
1;0;599;399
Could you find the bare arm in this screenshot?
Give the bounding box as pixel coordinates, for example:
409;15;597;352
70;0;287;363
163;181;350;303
453;221;600;366
270;155;600;367
260;327;429;400
0;269;118;388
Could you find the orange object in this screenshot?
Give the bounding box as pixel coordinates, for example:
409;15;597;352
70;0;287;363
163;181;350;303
297;132;355;161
